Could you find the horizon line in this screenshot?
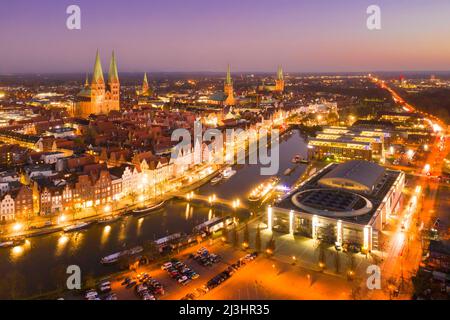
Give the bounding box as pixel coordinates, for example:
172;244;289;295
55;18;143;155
2;70;450;76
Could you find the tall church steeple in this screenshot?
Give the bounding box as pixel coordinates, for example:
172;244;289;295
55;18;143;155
275;65;285;92
277;65;283;81
141;72;152;96
226;64;232;86
143;72;149;91
75;50;120;118
108;51;119;84
107;51;120;111
224;64;235;106
92;50;104;84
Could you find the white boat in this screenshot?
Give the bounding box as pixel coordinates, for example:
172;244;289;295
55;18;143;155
248;177;280;202
0;237;26;248
132;201;165;215
210;174;223;185
128;246;143;255
97;215;121;224
0;241;14;248
222;167;236;179
100;246;143;264
63;221;92;233
101;252;123;264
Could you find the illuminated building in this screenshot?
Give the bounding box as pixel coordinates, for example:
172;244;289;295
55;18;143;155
223;64;235;106
444;153;450;176
257;66;285;93
137;73;160;106
75;50;120;118
307;126;386;162
271;160;405;251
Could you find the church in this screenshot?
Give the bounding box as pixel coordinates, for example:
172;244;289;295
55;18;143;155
74;51;120;118
257;66;285;93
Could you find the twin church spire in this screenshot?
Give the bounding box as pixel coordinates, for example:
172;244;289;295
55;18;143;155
75;50;120;118
91;50;119;85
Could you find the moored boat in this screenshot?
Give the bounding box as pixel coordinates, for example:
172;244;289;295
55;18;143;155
210;174;223;185
248;177;280;202
222;167;236;179
0;237;25;248
100;246;144;264
132;200;165;215
97;215;121;224
63;221;92;233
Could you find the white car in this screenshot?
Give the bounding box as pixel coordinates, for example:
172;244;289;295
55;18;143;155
84;290;98;300
161;262;172;270
142;293;156;300
99;285;111;293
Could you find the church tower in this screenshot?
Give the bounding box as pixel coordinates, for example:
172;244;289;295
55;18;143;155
224;64;235;106
106;51;120;112
275;65;284;92
75;50;120;118
140;72;153;96
90;50;106;114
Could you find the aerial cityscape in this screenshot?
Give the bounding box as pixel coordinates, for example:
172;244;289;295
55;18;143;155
0;0;449;305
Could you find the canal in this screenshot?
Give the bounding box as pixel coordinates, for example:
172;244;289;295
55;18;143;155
0;129;308;299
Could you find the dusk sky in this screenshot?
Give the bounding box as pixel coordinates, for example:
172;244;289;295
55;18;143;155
1;0;450;73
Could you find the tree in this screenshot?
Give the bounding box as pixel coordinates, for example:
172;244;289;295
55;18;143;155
71;204;82;221
318;240;327;267
222;226;229;243
322;224;336;244
129;191;138;205
255;224;262;252
243;223;250;246
265;236;275;255
334;251;340;274
84;273;96;290
232;227;239;248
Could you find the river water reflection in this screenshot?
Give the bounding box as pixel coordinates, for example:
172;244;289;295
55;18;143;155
0;129;307;298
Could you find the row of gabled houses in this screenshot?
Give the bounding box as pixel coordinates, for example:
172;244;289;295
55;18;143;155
0;136;224;222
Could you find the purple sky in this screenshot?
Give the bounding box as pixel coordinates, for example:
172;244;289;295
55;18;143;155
1;0;449;73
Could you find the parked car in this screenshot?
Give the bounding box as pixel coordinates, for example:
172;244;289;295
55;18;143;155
161;262;172;270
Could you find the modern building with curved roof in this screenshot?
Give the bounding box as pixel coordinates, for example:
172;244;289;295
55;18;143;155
318;160;385;193
271;160;405;252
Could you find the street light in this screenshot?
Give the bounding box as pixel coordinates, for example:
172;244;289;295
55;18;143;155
12;223;23;232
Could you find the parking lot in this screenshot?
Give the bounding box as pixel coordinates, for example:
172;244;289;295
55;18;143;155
97;237;357;300
108;241;246;300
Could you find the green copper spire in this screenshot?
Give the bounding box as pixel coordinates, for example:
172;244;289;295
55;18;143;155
108;51;119;83
226;64;232;85
92;50;104;84
277;65;284;80
143;72;148;86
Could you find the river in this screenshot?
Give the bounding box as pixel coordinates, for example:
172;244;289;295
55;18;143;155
0;129;308;299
